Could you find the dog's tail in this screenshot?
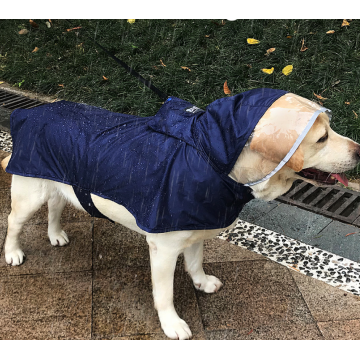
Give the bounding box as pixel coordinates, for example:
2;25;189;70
1;154;11;171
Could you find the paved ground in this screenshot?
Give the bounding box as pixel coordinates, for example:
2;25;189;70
1;148;360;340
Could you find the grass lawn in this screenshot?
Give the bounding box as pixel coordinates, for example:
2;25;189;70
1;19;360;176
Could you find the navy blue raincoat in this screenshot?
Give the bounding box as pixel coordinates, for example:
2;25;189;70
6;88;287;233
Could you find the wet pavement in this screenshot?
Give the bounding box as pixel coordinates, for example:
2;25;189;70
1;148;360;340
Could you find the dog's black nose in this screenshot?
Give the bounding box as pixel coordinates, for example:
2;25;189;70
356;145;360;160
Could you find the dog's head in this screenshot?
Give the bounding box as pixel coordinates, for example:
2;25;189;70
230;96;360;201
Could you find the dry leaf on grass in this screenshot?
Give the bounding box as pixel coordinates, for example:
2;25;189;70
313;93;328;100
29;20;39;28
127;19;135;24
261;67;274;74
282;65;293;76
353;110;358;118
32;47;39;53
160;59;166;67
300;38;308;52
247;38;260;44
102;76;108;80
67;26;82;32
58;84;64;87
45;21;51;28
342;19;350;27
18;29;29;35
223;80;231;95
345;101;350;105
265;48;275;55
326;30;335;34
181;66;191;71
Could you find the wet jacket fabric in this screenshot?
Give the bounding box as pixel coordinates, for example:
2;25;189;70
6;88;287;233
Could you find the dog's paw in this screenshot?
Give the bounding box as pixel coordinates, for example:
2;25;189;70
194;275;223;293
49;230;69;247
5;249;25;266
161;317;192;340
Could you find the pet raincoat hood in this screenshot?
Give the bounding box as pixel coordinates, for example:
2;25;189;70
5;88;331;233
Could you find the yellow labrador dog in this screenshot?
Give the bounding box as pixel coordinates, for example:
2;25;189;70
2;93;360;339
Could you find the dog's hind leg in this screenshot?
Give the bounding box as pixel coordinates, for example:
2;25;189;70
5;176;48;265
47;192;69;247
184;240;223;293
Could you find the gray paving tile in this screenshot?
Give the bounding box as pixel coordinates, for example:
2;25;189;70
197;261;318;332
311;221;360;262
0;188;11;216
253;203;332;242
238;199;279;223
92;265;205;339
291;270;360;322
93;219;149;269
205;321;324;340
0;271;92;339
204;238;266;263
318;319;360;340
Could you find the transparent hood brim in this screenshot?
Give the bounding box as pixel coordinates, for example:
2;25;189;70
244;107;332;187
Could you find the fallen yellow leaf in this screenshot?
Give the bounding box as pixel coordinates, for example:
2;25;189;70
102;76;108;80
223;80;231;95
58;84;64;87
32;47;39;53
181;66;191;71
261;67;274;74
18;29;29;35
345;101;350;105
265;48;275;56
127;19;135;24
0;81;4;85
353;110;358;118
160;59;166;67
326;30;335;34
300;39;308;52
286;35;292;39
342;19;350;27
282;65;293;76
247;38;260;45
205;35;210;38
313;92;328;100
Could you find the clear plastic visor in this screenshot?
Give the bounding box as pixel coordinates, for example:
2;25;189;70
244;93;331;186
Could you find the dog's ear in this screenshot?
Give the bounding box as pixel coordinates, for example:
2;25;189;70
284;145;304;172
250;131;304;172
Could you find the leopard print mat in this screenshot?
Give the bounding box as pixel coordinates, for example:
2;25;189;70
218;220;360;296
0;130;12;153
1;129;359;296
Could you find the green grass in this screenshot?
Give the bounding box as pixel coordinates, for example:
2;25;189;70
1;19;360;176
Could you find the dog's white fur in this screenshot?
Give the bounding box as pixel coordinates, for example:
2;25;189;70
2;111;360;339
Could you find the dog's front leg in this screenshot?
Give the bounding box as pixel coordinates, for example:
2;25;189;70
184;240;223;293
146;236;192;340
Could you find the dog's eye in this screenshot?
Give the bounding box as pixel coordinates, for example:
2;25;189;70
317;133;328;143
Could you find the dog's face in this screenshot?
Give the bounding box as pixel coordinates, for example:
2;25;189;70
230;112;360;201
297;112;360;174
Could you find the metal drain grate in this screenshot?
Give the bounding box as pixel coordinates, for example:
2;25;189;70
277;180;360;226
0;88;45;111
